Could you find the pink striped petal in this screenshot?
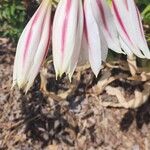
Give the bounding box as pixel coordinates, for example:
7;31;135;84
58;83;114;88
84;0;108;76
112;0;150;58
13;0;52;91
52;0;83;79
127;0;150;58
95;0;123;54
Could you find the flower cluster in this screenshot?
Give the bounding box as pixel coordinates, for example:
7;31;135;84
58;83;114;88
13;0;150;92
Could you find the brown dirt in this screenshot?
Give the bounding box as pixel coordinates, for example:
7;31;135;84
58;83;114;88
0;38;150;150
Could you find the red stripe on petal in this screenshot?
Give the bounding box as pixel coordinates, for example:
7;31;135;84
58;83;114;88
124;0;129;10
96;0;111;38
83;4;89;44
61;0;72;54
112;1;131;41
23;9;41;64
42;24;51;63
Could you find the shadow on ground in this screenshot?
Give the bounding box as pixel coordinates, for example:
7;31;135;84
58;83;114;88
21;76;82;148
120;96;150;131
20;72;150;148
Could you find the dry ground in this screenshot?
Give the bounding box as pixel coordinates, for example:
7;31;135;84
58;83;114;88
0;38;150;150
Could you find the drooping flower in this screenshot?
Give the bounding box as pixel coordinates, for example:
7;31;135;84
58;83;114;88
83;0;108;76
52;0;83;80
111;0;150;58
13;0;52;92
12;0;150;92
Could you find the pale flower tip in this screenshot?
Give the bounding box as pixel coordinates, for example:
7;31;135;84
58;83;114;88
57;70;64;79
68;73;73;83
117;50;125;55
25;82;33;94
55;75;58;81
11;86;14;91
117;47;125;54
11;80;16;90
93;70;100;78
24;88;29;95
17;83;23;90
145;52;150;59
24;87;29;94
55;70;60;80
121;51;126;55
59;72;64;78
11;85;14;91
17;79;26;90
92;67;101;78
94;73;99;78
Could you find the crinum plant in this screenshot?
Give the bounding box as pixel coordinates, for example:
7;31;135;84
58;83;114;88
12;0;150;93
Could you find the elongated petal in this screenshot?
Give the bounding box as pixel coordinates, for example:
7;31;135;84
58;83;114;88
84;0;108;76
25;3;51;92
127;0;150;58
13;0;52;91
119;36;133;57
112;0;150;58
52;0;83;79
95;0;123;54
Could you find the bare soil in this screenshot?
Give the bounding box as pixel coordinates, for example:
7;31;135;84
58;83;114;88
0;38;150;150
